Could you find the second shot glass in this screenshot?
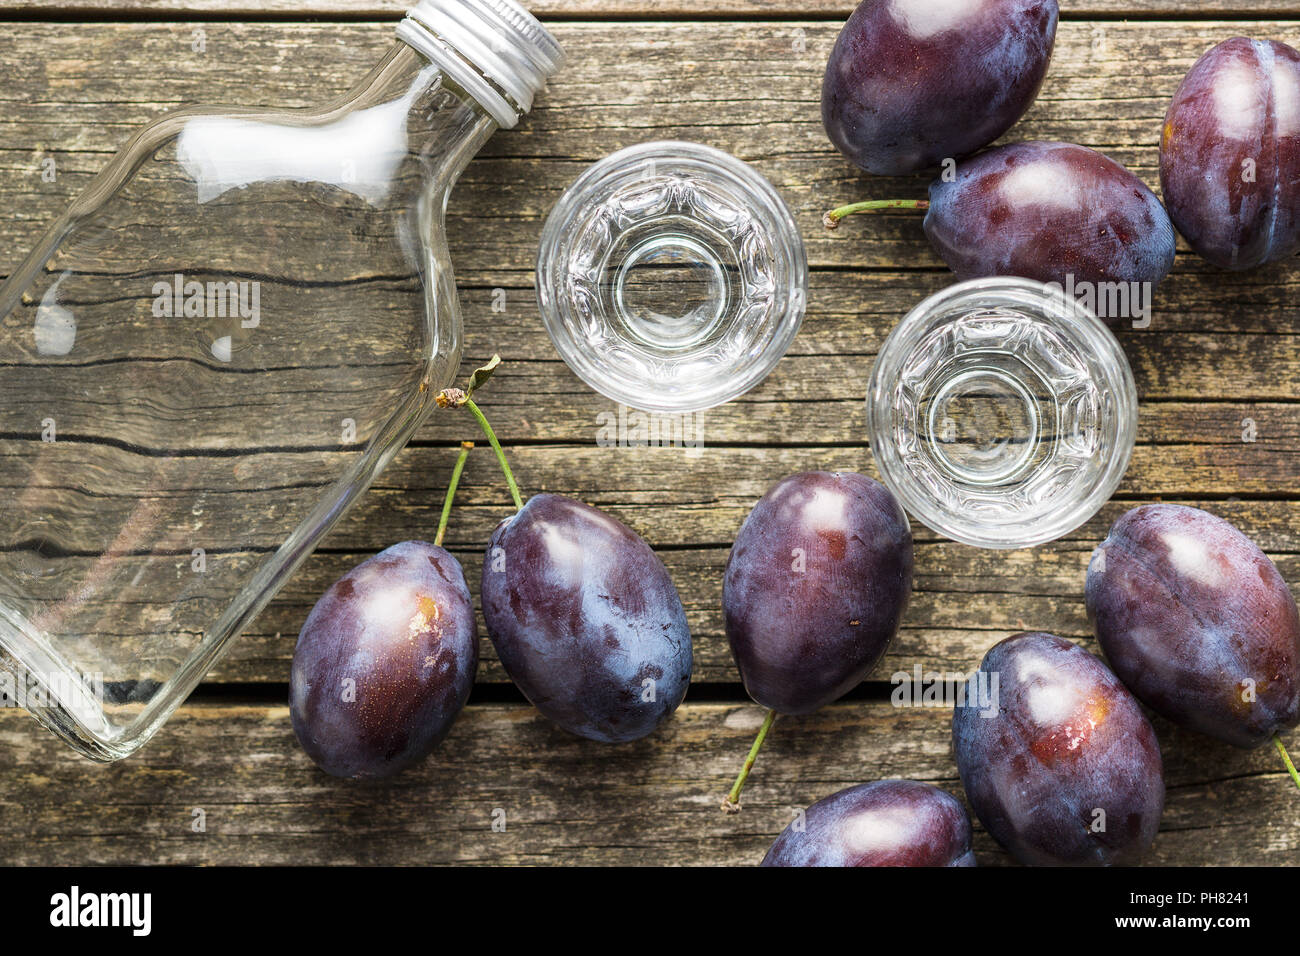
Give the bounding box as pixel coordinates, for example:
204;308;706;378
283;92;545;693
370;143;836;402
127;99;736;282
867;277;1138;549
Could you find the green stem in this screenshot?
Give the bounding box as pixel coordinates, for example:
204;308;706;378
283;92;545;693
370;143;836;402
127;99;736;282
721;709;777;813
464;398;524;511
434;442;474;548
823;198;929;230
1274;734;1300;792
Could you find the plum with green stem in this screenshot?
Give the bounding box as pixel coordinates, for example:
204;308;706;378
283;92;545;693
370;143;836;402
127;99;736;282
290;441;478;779
438;358;692;743
822;142;1176;324
720;471;913;811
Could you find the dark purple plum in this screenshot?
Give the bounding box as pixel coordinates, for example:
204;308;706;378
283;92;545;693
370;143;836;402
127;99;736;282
1086;504;1300;749
1161;38;1300;270
480;494;691;743
761;780;975;867
823;0;1058;175
290;541;478;779
924;141;1177;298
724;471;912;715
953;632;1164;866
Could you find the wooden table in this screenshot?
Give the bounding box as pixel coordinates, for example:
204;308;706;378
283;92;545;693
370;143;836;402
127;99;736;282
1;0;1297;866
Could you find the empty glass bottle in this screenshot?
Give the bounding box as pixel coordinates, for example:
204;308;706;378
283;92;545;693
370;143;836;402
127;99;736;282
0;0;563;759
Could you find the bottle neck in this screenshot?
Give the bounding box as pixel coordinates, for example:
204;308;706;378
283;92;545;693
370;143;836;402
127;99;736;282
324;42;501;193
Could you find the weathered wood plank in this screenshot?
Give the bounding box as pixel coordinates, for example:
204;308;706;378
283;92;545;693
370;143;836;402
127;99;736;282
1;20;1299;277
2;428;1298;684
3;271;1300;452
210;495;1300;684
2;1;1300;21
0;700;1292;865
1;433;1294;557
0;350;1293;451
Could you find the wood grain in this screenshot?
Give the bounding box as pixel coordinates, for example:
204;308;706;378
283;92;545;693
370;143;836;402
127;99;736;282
4;438;1297;683
3;1;1300;22
4;20;1300;277
214;495;1300;684
0;5;1296;868
0;21;1297;686
0;699;1292;865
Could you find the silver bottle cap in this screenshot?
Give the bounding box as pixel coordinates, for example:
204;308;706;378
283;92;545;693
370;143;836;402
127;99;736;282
398;0;564;128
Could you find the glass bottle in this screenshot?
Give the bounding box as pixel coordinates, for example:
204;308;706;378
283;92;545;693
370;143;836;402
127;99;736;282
0;0;563;759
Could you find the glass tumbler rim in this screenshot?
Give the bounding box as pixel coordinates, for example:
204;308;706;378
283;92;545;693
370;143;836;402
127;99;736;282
866;276;1139;550
535;139;808;413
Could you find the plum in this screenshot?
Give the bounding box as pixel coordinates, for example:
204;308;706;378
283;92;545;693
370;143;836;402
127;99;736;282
720;471;912;811
953;632;1165;865
724;471;913;715
1160;37;1300;270
761;780;975;867
290;541;478;779
924;141;1177;294
481;494;692;743
824;141;1177;320
1086;504;1300;749
822;0;1058;175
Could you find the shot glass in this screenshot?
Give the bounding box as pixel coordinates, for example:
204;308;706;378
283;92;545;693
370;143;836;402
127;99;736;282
867;277;1138;549
536;141;808;412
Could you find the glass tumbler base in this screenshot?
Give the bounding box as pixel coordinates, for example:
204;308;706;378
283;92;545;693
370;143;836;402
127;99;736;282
868;278;1138;550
